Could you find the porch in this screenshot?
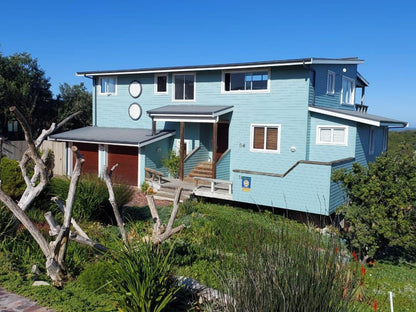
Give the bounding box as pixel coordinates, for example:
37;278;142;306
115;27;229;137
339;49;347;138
145;168;233;202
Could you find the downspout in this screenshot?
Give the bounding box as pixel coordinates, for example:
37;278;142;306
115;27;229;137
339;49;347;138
303;62;316;161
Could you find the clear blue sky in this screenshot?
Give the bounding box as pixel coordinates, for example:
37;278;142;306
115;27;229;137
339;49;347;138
1;0;415;127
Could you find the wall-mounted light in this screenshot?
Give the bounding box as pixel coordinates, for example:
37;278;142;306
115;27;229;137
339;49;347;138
342;68;347;73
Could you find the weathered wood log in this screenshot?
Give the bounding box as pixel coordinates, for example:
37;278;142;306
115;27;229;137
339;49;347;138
103;164;128;243
146;187;185;244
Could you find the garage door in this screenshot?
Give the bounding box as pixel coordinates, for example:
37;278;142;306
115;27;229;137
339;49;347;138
108;145;138;186
74;143;99;175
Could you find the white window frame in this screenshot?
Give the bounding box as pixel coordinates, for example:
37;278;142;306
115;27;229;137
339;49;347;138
369;127;375;155
250;124;281;153
340;76;355;105
154;74;168;94
222;69;270;93
99;76;117;95
316;125;348;146
172;73;196;102
327;70;335;95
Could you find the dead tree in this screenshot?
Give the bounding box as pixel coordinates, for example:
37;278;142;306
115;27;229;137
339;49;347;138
146;187;185;244
0;106;104;287
102;164;128;243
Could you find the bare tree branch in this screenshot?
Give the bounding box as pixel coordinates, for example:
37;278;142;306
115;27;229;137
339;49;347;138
102;164;127;243
146;187;185;244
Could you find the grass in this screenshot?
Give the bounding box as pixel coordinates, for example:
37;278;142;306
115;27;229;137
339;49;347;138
0;200;415;311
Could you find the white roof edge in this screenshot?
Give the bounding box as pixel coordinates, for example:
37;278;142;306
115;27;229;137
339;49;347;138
76;58;364;77
138;132;176;147
309;107;380;126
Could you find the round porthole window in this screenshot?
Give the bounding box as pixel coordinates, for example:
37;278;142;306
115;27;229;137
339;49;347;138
128;103;142;120
128;80;142;98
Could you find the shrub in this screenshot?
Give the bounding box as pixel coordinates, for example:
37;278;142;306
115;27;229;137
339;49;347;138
107;240;182;312
76;260;112;293
333;144;416;259
161;151;180;178
49;175;133;223
0;157;26;199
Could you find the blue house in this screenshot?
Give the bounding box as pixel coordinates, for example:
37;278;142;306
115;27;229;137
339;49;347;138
50;57;407;216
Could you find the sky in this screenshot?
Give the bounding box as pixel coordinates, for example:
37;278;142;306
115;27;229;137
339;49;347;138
0;0;415;127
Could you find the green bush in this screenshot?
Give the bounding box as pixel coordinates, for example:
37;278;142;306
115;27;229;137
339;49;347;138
49;175;133;223
0;157;26;199
77;260;112;293
162;151;180;178
333;144;416;259
107;240;182;312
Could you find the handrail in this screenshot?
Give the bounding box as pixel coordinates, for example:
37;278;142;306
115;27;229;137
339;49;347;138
216;149;230;164
233;157;355;178
184;146;200;162
194;177;232;195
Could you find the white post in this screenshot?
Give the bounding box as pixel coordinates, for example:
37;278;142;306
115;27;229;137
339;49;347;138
389;291;394;312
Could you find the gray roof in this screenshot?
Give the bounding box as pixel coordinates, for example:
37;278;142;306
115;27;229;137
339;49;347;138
76;57;364;76
48;127;175;147
147;105;233;116
309;106;408;127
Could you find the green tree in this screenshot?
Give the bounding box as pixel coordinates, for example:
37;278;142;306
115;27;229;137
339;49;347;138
57;82;92;131
0;52;56;137
333;144;416;259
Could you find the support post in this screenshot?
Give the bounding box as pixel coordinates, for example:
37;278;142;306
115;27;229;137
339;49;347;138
212;122;217;179
179;122;185;181
361;87;365;106
152;120;156;136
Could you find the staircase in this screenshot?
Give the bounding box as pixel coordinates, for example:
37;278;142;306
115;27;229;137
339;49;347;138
187;162;214;179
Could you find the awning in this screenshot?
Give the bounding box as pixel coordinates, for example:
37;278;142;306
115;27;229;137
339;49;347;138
48;127;175;147
309;106;408;128
147;105;233;123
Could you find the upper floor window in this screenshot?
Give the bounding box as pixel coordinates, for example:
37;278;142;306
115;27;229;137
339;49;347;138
8;120;18;133
173;74;195;101
223;70;269;92
341;76;355;105
316;125;348;146
250;124;280;153
100;76;117;94
327;71;335;95
155;74;168;94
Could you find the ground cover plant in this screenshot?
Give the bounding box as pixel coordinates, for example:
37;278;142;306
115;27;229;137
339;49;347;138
0;192;414;311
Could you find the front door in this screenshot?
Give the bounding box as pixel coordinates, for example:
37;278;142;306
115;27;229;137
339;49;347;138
217;122;229;159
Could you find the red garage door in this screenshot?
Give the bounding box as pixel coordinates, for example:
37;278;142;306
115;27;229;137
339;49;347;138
108;145;138;186
74;143;99;175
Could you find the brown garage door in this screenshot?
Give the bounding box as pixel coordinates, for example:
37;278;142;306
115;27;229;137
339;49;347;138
74;143;99;175
108;145;138;186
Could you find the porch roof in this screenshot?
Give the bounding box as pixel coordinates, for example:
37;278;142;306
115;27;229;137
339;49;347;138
147;105;234;123
309;106;408;128
48;126;175;147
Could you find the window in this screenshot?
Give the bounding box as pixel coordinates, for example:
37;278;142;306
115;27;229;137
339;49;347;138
173;74;195;100
8;120;18;133
100;76;116;94
224;70;269;92
316;126;348;145
369;127;375;155
155;74;168;94
341;76;355;105
250;124;280;153
327;71;335;95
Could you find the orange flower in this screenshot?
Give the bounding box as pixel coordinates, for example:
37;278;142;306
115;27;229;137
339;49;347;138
335;246;338;253
352;251;358;261
361;264;366;276
373;300;378;311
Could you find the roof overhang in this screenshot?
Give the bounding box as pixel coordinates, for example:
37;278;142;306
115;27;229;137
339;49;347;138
147;105;233;123
76;57;364;77
309;106;408;128
48;127;175;147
